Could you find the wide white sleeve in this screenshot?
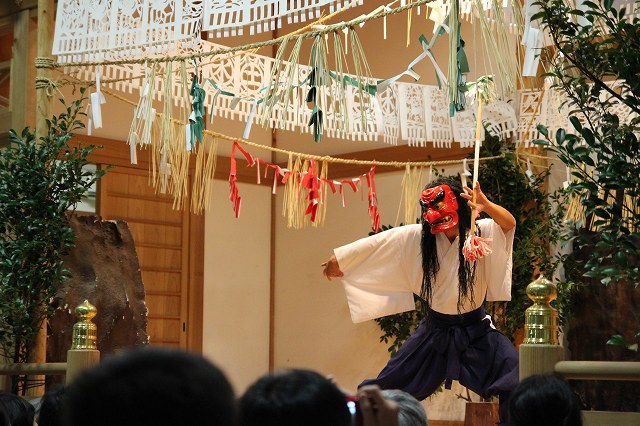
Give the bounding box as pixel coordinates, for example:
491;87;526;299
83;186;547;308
334;224;422;323
479;219;516;301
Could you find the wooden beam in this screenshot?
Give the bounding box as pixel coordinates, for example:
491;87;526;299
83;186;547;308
0;0;38;20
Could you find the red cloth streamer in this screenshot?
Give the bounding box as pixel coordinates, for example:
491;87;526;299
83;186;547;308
321;178;337;194
300;160;320;222
366;166;381;233
228;142;255;218
463;235;493;262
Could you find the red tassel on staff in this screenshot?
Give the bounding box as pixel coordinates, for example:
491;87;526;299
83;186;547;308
463;235;492;262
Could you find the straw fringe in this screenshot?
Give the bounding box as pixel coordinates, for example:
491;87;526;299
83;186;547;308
349;29;373;131
190;134;219;214
399;165;424;225
332;31;350;134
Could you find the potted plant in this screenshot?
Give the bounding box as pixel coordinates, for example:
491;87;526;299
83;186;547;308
532;0;640;411
0;90;105;393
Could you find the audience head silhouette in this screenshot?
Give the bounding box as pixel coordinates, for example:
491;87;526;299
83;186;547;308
63;346;236;426
0;392;34;426
381;389;427;426
508;374;582;426
36;384;66;426
239;368;351;426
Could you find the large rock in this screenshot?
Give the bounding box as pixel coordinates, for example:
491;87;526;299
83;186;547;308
47;215;148;366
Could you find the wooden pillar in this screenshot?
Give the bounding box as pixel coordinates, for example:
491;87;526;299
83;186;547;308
27;0;54;396
35;0;53;141
10;9;29;131
519;344;564;380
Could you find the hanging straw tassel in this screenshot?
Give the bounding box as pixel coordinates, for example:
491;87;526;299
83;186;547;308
349;28;374;132
283;155;306;229
623;191;638;233
463;97;493;262
332;31;350;135
260;36;291;128
190;134;218;214
171;61;194;210
563;187;587;227
153;61;176;196
398;165;424;226
278;37;303;129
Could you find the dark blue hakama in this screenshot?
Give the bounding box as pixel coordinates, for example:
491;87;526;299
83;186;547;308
360;306;519;425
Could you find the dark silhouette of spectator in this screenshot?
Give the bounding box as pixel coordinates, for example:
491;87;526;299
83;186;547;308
36;384;66;426
381;389;428;426
508;374;582;426
0;392;35;426
240;369;401;426
239;369;351;426
63;346;236;426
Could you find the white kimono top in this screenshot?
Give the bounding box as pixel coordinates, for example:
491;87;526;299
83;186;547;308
334;219;515;323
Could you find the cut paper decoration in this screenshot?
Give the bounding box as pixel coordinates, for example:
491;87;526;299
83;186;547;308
69;32;519;148
462;158;472;176
52;0;203;63
203;0;364;38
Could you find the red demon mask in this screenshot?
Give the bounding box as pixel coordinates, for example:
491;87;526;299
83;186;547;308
420;184;459;234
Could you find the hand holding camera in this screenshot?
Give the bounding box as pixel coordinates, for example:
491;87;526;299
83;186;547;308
350;385;400;426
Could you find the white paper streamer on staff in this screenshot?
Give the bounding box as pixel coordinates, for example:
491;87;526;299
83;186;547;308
463;94;493;262
526;158;536;185
90;68;107;129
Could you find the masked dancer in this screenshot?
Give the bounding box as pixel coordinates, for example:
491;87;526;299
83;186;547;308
322;177;519;425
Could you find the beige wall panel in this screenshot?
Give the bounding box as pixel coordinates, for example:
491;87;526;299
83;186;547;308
272;171;405;391
203;180;272;396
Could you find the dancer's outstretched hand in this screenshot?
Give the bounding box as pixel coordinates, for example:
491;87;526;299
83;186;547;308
321;255;343;281
461;181;489;215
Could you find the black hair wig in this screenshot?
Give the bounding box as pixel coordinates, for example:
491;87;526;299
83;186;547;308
419;177;478;313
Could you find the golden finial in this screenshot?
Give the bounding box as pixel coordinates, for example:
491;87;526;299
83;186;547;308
523;275;560;345
71;300;98;350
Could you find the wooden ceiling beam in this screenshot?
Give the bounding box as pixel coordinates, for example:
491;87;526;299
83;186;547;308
0;0;38;20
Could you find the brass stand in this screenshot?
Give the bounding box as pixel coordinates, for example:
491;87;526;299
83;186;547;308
519;275;565;380
66;300;100;384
